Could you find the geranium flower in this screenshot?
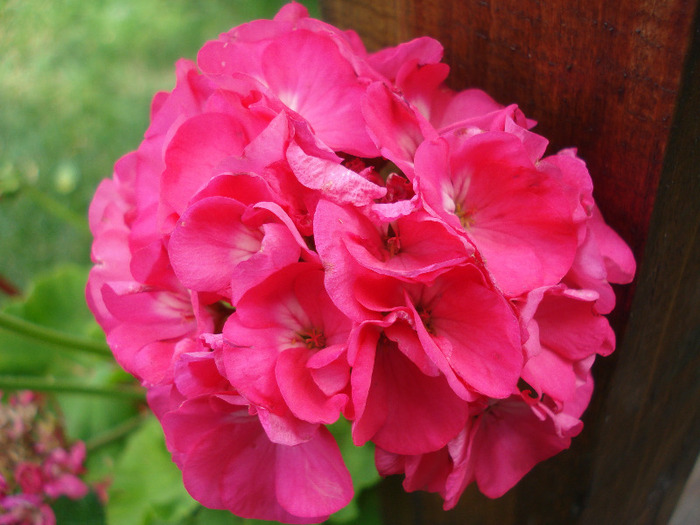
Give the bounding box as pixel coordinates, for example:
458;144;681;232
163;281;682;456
86;3;635;521
220;263;352;426
0;392;89;525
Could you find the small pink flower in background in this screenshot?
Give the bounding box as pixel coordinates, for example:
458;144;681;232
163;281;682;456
87;2;635;522
0;494;56;525
0;392;89;525
13;464;43;496
41;443;89;500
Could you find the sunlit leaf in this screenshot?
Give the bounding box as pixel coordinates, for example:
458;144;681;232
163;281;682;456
106;415;199;525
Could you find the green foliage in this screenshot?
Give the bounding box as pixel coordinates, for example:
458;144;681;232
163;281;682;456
0;264;143;500
106;416;200;525
0;264;102;375
0;264;139;439
52;492;107;525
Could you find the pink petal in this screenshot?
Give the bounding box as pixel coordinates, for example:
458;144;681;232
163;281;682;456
368;37;444;81
276;346;349;424
535;287;615;360
286;141;386;207
162;393;344;523
589;205;636;284
262;30;378;156
362;82;432;173
521;348;578;403
160;113;254;222
275;426;353;517
351;325;469;455
168;197;261;293
417;133;578;296
407;265;523;398
470;397;573;498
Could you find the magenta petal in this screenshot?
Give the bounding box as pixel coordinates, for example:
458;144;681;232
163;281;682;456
229;221;304;303
471;398;572;498
535;287;615;360
521;348;578;403
314;200;385;321
309;348;351;396
343;211;471;280
223;263;352;428
187;172;275;208
256;408;319;447
431;88;505;130
163;395;325;523
220;317;284;409
262;30;377;156
352;327;469;455
368;36;444;81
173;351;230;398
362;82;428;172
169;197;262;294
589;205;636;284
274;2;309;21
411;265;523;398
276;347;348;424
417;133;578;296
161;113;253;220
275;426;353;517
287;141;386;206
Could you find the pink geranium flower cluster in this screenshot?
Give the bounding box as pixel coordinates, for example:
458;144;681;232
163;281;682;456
86;3;635;523
0;391;88;525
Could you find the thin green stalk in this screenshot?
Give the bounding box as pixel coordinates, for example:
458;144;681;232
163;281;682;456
22;183;90;234
0;375;145;400
0;311;112;357
85;412;149;452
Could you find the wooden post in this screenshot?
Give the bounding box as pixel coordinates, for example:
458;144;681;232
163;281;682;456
320;1;700;523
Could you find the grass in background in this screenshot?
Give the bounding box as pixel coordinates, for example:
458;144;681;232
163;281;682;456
0;0;319;294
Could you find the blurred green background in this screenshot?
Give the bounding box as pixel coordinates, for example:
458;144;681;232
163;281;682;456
0;0;319;295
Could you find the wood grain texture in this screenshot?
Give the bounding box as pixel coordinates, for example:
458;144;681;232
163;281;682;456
320;1;700;523
578;11;700;522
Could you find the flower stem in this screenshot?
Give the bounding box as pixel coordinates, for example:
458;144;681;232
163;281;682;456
0;375;145;400
0;311;112;357
85;412;149;452
22;183;90;234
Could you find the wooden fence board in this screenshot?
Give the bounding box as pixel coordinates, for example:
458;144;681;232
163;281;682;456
320;1;700;522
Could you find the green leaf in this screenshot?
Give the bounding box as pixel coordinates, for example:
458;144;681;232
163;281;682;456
57;365;142;441
332;487;383;525
52;492;106;525
0;264;106;375
328;418;381;523
185;508;273;525
106;415;199;525
0;264;140;443
7;264;98;333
